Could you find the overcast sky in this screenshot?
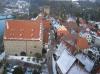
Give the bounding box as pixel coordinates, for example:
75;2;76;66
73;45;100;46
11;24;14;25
72;0;78;1
49;0;96;2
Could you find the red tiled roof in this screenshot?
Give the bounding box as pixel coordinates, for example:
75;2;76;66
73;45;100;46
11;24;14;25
43;19;51;43
57;25;78;41
76;37;89;49
4;20;41;40
43;31;49;43
43;19;51;30
57;25;71;37
62;40;76;54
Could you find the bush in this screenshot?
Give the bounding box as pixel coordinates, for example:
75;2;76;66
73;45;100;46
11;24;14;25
3;66;6;74
34;53;42;59
33;69;40;74
13;66;24;74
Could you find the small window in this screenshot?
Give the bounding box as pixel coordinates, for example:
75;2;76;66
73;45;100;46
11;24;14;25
20;51;26;56
36;59;39;63
27;57;30;61
32;58;35;61
34;46;37;48
15;54;18;56
30;51;32;54
21;57;24;60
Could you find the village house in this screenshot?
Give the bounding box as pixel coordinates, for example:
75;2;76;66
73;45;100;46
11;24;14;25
50;17;100;74
52;41;89;74
33;14;51;48
42;19;51;48
4;20;43;56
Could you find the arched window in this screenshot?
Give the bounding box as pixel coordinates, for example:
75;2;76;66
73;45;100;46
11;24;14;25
20;51;26;56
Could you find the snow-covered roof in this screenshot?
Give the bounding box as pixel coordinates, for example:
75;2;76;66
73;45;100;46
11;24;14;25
67;17;76;22
55;42;67;57
68;63;89;74
95;22;100;25
88;21;95;24
75;53;94;72
97;25;100;29
50;17;61;29
57;50;76;74
52;21;60;29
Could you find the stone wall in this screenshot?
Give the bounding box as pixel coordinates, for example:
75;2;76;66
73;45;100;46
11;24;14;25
4;40;43;56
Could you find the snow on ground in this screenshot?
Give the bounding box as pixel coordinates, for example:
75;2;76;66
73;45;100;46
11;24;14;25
0;52;5;61
7;56;44;65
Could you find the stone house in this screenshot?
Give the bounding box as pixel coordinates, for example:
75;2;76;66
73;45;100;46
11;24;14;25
4;20;43;56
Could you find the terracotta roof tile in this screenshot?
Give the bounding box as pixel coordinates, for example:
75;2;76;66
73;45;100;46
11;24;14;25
62;40;76;54
57;25;78;41
4;20;41;40
43;19;51;30
57;25;70;37
76;37;89;49
42;19;51;43
43;31;49;43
